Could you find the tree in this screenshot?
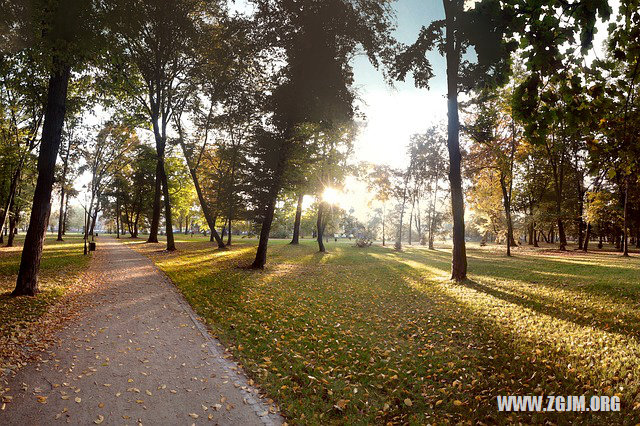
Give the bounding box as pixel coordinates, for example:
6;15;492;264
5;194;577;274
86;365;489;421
0;53;45;243
247;0;394;268
9;0;102;296
56;117;83;241
467;87;520;255
405;127;447;249
366;164;393;246
81;121;137;245
393;0;515;280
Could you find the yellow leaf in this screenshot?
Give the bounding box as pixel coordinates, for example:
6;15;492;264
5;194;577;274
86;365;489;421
334;399;349;411
94;415;104;424
453;400;463;406
404;398;413;407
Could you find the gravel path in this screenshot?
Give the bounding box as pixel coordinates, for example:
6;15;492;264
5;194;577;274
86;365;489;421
0;236;282;425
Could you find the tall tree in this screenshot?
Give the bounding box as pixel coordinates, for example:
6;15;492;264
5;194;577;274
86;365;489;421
393;0;515;280
9;0;101;296
248;0;393;268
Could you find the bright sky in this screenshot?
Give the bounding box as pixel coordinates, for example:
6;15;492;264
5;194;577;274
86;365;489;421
351;0;447;169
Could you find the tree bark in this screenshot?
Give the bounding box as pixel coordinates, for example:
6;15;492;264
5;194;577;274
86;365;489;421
158;158;176;251
0;165;21;241
444;6;467;281
408;200;413;246
623;179;629;257
251;145;287;269
499;174;515;256
290;192;304;244
116;198;120;239
13;61;70;296
583;222;591;252
251;196;276;269
56;187;65;241
147;161;161;243
395;174;409;251
317;201;327;252
6;211;16;247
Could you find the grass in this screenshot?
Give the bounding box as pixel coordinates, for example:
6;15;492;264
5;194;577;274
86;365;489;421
0;233;90;360
129;236;640;424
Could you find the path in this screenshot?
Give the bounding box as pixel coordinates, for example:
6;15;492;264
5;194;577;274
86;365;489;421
0;237;282;425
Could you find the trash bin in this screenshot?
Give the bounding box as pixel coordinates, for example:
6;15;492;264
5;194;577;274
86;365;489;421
89;242;96;251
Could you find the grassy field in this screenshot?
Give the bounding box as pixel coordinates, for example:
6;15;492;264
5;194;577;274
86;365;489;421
128;236;639;424
0;233;90;366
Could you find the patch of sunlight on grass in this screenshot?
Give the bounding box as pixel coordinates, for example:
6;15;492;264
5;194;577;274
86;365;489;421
427;277;640;401
134;237;638;424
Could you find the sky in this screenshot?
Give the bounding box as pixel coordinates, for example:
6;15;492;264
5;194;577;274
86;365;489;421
351;0;447;169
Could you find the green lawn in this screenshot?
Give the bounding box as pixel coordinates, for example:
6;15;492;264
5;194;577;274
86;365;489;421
129;237;640;424
0;234;90;366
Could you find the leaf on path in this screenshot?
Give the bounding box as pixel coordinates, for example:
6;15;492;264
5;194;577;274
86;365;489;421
75;397;81;403
94;414;104;424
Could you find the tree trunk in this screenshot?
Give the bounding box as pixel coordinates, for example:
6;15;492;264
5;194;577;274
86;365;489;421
251;196;277;269
227;217;232;246
6;212;16;247
500;173;514;257
317;201;327;252
623;179;629;257
428;181;437;250
557;218;566;250
381;203;386;246
395;175;409;251
444;11;467;281
251;146;286;268
147;161;161;243
116;198;120;239
408;202;413;246
63;194;69;235
583;222;591;252
56;187;65;241
13;61;70;296
0;163;23;242
159;158;176;251
290;192;304;244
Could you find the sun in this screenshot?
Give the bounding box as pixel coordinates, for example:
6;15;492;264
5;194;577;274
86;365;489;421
322;187;342;206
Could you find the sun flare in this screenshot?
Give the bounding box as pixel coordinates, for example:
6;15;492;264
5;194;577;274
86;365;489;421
322;187;342;206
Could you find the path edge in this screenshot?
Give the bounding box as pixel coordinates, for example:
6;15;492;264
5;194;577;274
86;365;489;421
121;239;284;426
